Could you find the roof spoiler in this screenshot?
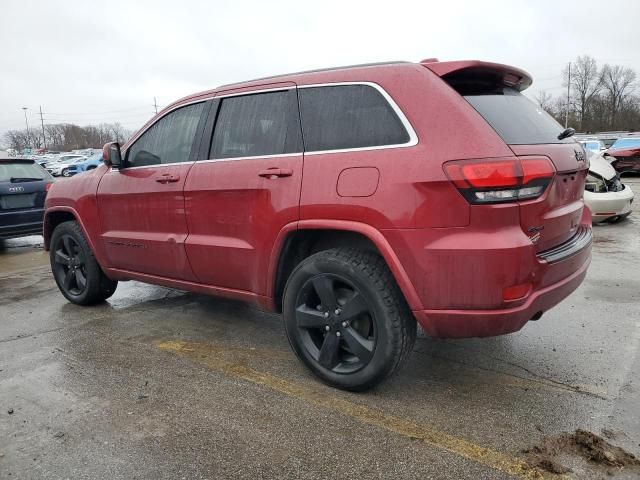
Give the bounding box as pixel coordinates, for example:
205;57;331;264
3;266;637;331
421;59;533;91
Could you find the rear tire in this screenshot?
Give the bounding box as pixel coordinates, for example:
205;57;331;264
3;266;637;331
50;221;117;305
283;248;416;391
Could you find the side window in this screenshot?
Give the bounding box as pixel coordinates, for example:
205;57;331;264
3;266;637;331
210;90;301;159
298;84;410;152
127;102;205;167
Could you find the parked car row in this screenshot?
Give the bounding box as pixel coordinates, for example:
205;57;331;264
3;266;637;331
33;149;104;177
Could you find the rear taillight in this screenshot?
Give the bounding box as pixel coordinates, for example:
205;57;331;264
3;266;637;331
443;156;555;204
45;182;53;193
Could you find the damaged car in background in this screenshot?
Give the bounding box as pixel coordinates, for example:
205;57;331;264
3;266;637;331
584;152;634;223
604;137;640;175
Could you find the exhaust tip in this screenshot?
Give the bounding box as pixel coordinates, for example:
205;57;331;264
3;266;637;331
530;311;544;321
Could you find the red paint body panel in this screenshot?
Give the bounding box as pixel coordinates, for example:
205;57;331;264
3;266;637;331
183;154;303;294
608;147;640;174
44;59;592;339
96;163;197;281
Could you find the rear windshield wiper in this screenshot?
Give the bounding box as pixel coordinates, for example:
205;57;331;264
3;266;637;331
557;127;575;140
10;177;44;182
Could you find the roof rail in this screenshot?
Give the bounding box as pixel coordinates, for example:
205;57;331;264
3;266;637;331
218;61;410;89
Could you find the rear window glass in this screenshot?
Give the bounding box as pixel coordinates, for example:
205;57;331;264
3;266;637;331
298;85;410;152
0;162;49;182
461;86;569;145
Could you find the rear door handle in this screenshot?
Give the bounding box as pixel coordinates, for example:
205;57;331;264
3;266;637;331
258;168;293;178
155;174;180;184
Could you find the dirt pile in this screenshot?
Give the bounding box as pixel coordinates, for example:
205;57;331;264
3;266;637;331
523;429;640;475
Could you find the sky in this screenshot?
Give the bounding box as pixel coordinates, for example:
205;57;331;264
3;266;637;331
1;0;639;143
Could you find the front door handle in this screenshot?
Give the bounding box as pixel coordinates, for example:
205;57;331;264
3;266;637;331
155;174;180;184
258;168;293;179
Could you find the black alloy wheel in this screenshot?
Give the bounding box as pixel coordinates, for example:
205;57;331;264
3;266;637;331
295;273;376;374
283;248;416;391
52;234;88;296
49;220;118;305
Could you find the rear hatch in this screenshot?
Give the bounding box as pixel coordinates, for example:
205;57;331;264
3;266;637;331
0;160;52;217
428;61;588;252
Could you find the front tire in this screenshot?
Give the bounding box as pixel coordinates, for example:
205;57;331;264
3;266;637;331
62;169;71;177
283;248;416;391
50;221;117;305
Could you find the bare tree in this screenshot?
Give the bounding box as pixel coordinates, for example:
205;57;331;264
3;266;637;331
601;64;637;129
3;122;134;152
535;90;555;114
563;56;603;130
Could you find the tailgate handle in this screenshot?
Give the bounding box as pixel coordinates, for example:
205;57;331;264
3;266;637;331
258;168;293;179
155;174;180;184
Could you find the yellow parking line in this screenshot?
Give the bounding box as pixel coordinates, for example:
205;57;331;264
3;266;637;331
157;340;561;480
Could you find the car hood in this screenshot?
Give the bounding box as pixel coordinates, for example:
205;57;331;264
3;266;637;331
589;152;617;180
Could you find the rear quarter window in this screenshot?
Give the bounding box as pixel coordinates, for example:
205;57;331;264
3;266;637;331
298;84;410;152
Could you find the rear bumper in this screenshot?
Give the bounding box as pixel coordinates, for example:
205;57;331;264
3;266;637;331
0;209;44;239
413;251;590;337
0;221;43;239
584;185;634;222
383;208;592;338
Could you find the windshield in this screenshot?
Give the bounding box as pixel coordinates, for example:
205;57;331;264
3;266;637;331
610;138;640;150
462;87;569;145
0;162;49;182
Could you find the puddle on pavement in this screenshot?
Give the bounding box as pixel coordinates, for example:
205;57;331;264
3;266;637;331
106;281;188;310
0;235;47;274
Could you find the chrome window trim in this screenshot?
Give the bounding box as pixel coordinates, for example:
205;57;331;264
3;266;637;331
124;81;418;167
198;152;302;164
109;161;195;173
297;81;418;156
215;86;295;99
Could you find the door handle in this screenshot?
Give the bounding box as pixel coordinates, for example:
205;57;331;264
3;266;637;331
258;168;293;178
155;174;180;184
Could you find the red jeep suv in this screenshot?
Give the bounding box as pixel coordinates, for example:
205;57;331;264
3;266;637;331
44;59;592;390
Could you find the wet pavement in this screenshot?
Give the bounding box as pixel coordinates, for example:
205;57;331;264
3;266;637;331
1;180;640;479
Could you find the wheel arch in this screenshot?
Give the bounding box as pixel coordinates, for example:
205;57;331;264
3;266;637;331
269;220;422;313
44;207;96;255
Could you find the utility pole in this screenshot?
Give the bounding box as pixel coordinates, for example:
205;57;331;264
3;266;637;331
39;106;46;149
565;61;571;128
21;107;30;149
153;97;158;115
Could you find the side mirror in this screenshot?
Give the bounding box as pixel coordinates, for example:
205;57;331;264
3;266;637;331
102;142;122;169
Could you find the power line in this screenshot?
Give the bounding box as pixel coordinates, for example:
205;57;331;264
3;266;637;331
41;106;151;116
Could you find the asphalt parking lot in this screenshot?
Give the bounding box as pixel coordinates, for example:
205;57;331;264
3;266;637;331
1;179;640;479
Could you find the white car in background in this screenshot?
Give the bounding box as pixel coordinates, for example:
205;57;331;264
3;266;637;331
45;155;86;176
584;152;634;223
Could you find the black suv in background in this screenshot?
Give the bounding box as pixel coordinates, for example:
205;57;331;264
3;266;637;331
0;158;54;240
